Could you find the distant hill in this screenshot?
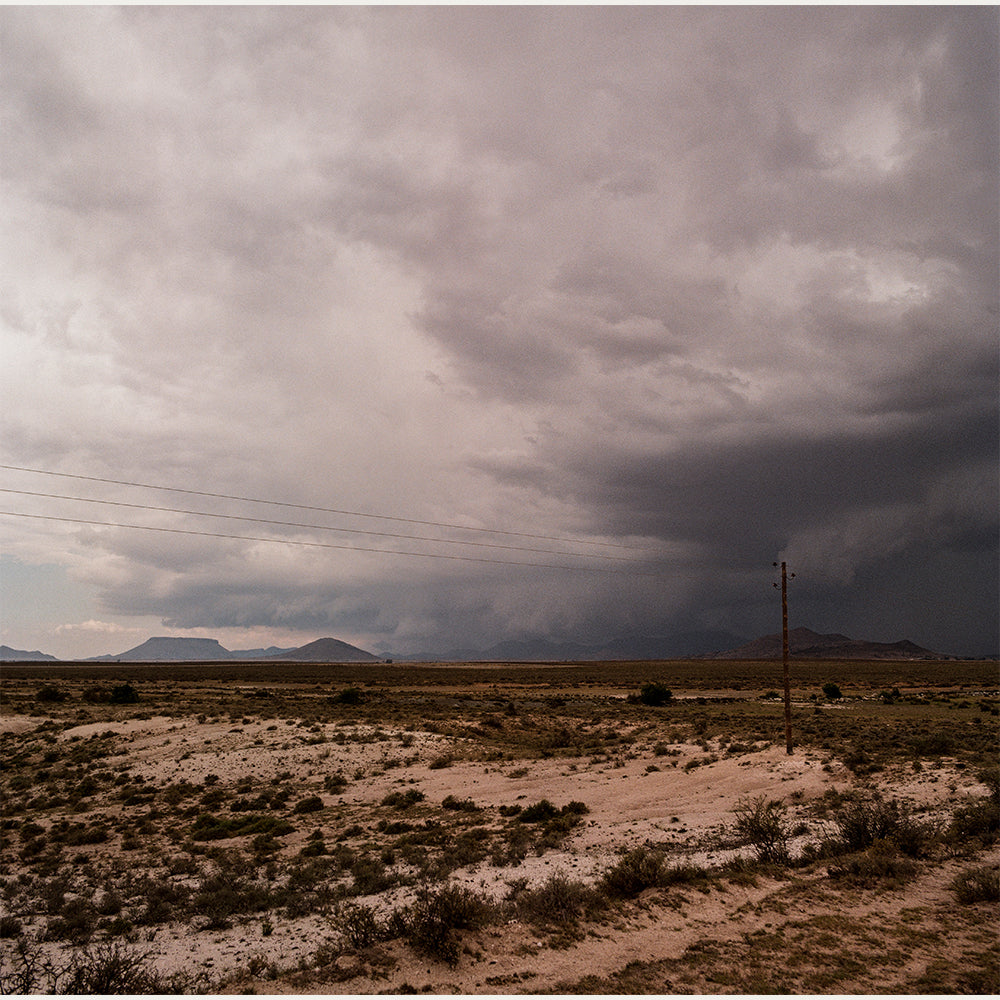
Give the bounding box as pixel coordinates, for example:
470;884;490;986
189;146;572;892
91;637;234;662
88;635;380;662
399;630;747;662
264;637;381;662
0;644;58;662
707;627;941;660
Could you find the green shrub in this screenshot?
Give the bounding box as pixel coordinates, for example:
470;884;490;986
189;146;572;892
951;865;1000;904
733;796;790;864
822;682;842;700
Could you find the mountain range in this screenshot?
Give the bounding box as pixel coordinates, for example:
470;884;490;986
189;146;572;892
706;627;940;660
1;636;381;663
0;627;950;662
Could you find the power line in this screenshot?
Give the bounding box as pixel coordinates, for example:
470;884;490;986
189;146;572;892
0;510;667;577
0;488;635;562
0;464;636;551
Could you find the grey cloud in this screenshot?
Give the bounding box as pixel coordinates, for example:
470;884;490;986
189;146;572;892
2;7;995;659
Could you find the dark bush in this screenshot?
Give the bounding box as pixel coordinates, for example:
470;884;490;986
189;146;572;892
637;682;673;706
508;873;602;926
336;902;384;948
951;865;1000;904
442;795;479;812
832;795;932;856
109;684;139;705
518;800;559;823
64;942;165;994
822;682;842;700
36;685;67;703
381;789;425;809
332;687;364;705
404;884;496;966
294;795;324;814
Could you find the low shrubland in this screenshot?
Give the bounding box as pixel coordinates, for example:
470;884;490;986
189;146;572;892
0;658;995;993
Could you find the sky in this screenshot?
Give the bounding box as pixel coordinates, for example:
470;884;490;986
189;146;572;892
1;6;997;660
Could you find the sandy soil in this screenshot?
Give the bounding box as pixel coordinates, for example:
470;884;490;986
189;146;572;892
12;712;989;993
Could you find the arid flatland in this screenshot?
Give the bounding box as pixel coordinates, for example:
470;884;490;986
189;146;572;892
1;658;997;994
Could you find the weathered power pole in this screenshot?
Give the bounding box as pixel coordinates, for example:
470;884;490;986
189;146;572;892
773;561;795;754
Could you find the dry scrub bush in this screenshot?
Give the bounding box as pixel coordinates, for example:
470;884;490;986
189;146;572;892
733;796;790;864
506;872;603;926
951;864;1000;904
599;846;669;898
0;939;188;995
831;794;934;857
403;884;497;967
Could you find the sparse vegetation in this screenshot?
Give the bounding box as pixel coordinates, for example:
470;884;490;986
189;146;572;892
0;656;995;994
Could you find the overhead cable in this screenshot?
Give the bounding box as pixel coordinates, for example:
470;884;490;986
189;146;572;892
0;488;635;561
0;510;666;577
0;464;636;550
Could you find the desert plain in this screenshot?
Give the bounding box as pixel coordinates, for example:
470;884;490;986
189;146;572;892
0;657;997;994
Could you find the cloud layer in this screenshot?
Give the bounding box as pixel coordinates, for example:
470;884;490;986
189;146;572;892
2;7;996;657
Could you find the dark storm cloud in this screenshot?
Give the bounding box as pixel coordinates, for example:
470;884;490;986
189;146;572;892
1;6;996;658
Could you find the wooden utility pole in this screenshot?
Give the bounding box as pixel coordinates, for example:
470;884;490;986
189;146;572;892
774;561;794;754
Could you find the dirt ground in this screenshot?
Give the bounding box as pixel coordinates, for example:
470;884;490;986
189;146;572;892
1;665;997;994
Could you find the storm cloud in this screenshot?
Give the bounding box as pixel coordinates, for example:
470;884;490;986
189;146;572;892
1;7;996;658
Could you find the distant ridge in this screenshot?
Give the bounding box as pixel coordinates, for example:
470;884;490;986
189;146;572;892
707;627;941;660
88;636;377;662
0;644;59;662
